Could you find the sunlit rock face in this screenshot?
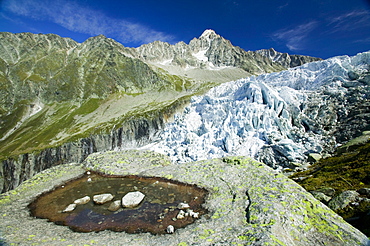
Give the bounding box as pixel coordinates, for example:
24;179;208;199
28;172;207;234
149;51;370;168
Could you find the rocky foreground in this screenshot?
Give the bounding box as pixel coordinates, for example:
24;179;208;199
0;150;368;245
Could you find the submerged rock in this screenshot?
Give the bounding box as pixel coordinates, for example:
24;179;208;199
108;200;122;212
0;150;368;245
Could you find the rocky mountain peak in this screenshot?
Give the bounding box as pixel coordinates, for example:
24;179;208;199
199;29;219;40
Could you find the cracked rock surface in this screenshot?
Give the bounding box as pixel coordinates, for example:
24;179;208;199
0;150;368;245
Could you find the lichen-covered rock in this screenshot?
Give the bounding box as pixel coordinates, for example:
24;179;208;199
329;190;360;211
0;150;368;245
310;191;331;203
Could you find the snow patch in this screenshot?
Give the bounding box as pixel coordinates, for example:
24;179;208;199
200;29;217;39
193;49;208;62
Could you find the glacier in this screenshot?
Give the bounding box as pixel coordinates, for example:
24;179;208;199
147;51;370;169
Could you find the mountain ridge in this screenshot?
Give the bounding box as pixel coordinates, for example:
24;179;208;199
123;29;321;82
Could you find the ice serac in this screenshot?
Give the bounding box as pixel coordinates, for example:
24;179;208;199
149;51;370;169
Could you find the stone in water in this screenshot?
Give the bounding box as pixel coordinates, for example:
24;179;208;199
74;196;90;205
177;202;190;209
166;225;175;234
108;200;122;212
121;191;145;208
63;203;76;213
93;193;114;204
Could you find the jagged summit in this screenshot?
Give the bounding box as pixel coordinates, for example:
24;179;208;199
199;29;219;39
122;29;320;83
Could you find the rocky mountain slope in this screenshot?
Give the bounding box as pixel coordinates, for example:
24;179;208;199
148;51;370;169
0;31;318;192
256;47;322;68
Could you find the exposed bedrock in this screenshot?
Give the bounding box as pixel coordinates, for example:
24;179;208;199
0;151;368;245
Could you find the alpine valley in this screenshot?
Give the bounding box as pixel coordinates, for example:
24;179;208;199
0;30;369;245
0;30;321;192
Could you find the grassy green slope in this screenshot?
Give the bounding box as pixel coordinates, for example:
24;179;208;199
291;132;370;195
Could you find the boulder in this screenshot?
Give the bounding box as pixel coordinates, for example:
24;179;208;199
358;188;370;197
93;193;114;204
176;210;186;220
177;202;190;210
166;225;175;234
307;153;322;163
328;190;360;211
121;191;145;208
310;191;331;203
316;187;336;197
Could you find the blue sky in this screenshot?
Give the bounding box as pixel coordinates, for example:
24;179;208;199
1;0;370;59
